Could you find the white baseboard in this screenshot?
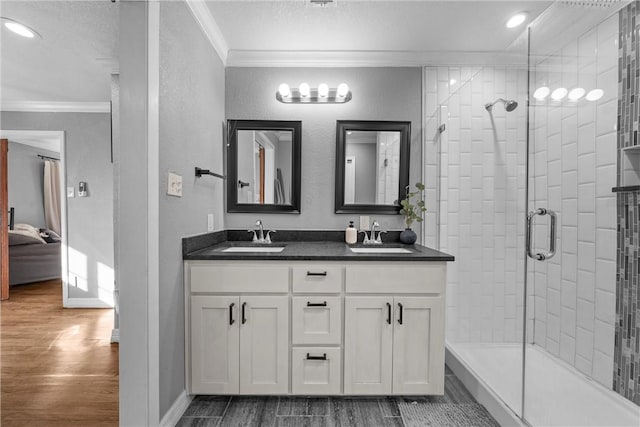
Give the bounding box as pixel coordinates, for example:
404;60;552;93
110;328;119;343
64;298;114;308
160;390;192;427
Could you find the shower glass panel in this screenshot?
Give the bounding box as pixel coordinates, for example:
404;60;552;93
526;2;638;426
426;62;528;418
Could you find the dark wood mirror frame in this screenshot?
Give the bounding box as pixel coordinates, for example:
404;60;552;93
227;119;302;214
335;120;410;214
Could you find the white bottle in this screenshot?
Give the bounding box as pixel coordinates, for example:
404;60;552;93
345;221;357;244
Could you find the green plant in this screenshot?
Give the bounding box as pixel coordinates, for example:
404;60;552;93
399;182;426;229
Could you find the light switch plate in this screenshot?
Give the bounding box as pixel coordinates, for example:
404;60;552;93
67;187;75;198
167;172;182;197
359;215;369;230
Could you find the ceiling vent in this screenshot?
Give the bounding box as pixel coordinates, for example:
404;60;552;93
308;0;337;8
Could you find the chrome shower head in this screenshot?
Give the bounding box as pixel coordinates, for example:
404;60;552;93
484;98;518;112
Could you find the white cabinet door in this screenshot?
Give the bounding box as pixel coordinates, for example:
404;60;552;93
239;295;289;394
191;295;240;394
392;297;444;395
344;296;393;394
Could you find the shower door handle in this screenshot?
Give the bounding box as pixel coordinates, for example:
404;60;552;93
526;208;557;261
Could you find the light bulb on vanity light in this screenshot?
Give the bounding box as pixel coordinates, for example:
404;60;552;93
318;83;329;98
337;83;349;98
278;83;291;98
585;89;604;101
299;82;310;98
551;87;568;101
568;87;586;101
533;86;550;100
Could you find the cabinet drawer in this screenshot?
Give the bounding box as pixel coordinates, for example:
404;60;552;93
292;347;341;395
345;263;446;294
292;266;343;294
190;264;289;293
292;296;342;345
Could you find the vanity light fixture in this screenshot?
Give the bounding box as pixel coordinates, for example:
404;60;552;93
568;87;586;101
276;82;352;104
585;88;604;101
1;17;41;39
533;86;550;100
550;87;568;101
506;13;527;29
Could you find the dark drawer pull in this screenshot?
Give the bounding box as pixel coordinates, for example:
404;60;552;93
386;302;391;325
307;271;327;277
307;301;327;307
306;353;327;361
229;302;235;325
398;302;403;325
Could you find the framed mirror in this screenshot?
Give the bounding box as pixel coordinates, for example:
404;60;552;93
227;119;301;213
335;120;410;214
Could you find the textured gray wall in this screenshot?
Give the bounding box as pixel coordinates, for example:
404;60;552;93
1;111;114;301
225;67;422;231
7;142;59;228
158;1;226;418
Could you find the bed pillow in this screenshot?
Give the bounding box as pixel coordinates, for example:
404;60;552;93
11;224;47;244
8;230;46;246
39;228;61;243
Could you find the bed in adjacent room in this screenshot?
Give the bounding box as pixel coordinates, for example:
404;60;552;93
8;223;61;286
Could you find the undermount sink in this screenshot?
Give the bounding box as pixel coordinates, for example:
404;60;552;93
222;246;285;253
350;247;413;254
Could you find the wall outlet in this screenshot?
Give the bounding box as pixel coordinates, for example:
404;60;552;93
359;215;369;230
167;172;182;197
67;187;75;198
207;214;214;232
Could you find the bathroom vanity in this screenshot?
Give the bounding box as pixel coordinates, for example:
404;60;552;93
183;232;454;397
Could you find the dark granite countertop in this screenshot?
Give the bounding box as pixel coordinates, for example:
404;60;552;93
183;230;454;262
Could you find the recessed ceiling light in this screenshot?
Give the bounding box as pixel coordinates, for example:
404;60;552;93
1;17;40;39
585;89;604;101
568;87;586;101
551;87;568;101
533;86;550;100
506;13;527;29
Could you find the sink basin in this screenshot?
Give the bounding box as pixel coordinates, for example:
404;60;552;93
350;247;413;254
222;246;285;253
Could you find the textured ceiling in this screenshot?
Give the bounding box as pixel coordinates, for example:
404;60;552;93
206;1;552;53
0;0;118;103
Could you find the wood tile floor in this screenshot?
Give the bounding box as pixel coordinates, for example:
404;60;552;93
1;280;119;426
178;367;496;426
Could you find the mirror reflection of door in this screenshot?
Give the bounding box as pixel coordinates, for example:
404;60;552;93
237;129;291;205
344;130;401;205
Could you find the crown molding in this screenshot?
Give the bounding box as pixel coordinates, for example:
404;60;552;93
184;0;228;65
0;101;111;113
226;50;528;68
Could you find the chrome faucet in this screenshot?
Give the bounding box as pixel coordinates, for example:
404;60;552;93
361;220;385;245
247;219;276;243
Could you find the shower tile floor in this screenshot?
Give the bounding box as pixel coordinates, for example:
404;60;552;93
177;366;498;426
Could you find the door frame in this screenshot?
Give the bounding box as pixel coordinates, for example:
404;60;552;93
0;130;68;305
1;139;8;300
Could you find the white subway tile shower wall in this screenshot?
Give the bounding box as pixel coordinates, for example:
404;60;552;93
424;66;529;344
530;14;618;389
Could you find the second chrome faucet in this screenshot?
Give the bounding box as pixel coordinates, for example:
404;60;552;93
248;219;276;243
359;219;386;245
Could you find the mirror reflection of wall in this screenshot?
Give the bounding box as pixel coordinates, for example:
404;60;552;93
236;130;291;205
344;131;400;205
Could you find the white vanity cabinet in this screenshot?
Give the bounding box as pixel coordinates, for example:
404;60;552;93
185;259;446;396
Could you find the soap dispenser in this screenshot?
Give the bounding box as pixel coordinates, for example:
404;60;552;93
345;221;357;244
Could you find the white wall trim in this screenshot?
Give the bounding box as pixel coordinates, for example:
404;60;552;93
1;101;111;113
226;50;528;68
147;2;161;425
183;0;228;65
110;328;119;343
65;298;114;309
160;390;192;427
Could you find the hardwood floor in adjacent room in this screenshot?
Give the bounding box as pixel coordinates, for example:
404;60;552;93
0;280;118;426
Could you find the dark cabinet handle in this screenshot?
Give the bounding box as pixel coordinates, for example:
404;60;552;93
229;303;235;325
242;302;247;324
386;302;392;325
306;353;327;360
398;302;403;325
307;271;327;277
307;301;327;307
